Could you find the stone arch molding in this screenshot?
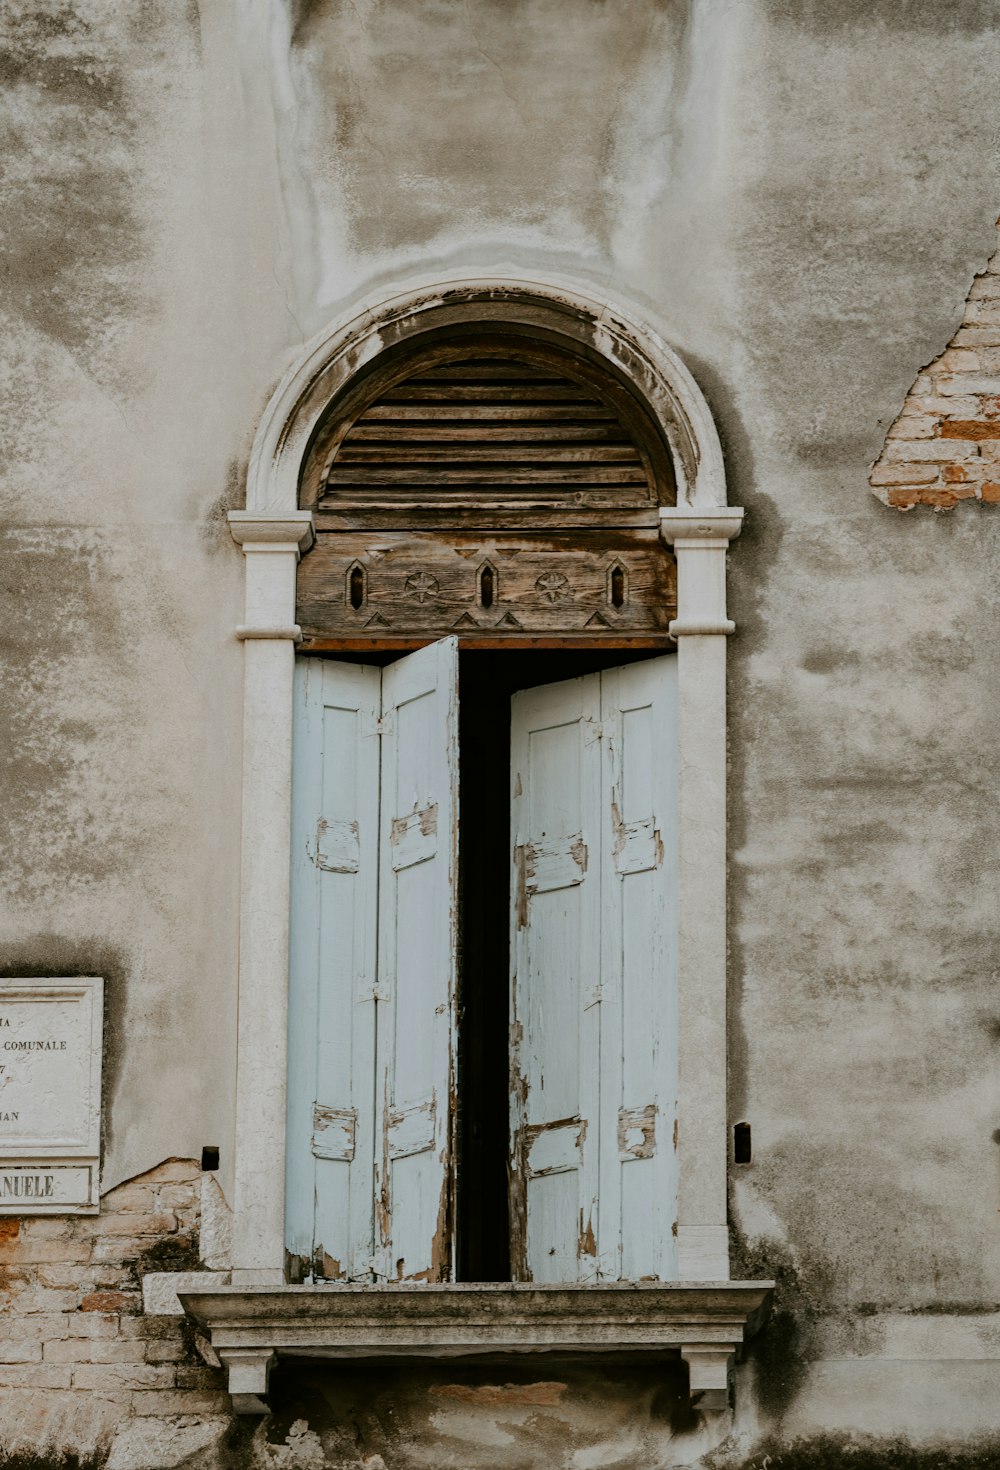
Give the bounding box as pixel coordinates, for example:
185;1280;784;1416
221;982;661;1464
245;275;730;517
223;274;746;1308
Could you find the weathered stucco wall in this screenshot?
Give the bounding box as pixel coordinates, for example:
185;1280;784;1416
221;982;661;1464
3;0;1000;1464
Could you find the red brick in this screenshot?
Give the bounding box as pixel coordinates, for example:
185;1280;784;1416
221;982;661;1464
938;420;1000;440
80;1291;139;1314
887;487;972;509
981;482;1000;502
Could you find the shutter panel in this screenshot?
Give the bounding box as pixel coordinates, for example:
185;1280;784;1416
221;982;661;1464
598;656;678;1281
374;637;459;1280
287;658;381;1280
510;673;603;1282
510;654;677;1282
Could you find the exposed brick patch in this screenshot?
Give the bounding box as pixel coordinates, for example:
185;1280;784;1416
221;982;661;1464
870;217;1000;510
0;1159;230;1462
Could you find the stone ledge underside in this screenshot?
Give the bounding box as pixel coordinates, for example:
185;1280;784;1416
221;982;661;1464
179;1281;773;1415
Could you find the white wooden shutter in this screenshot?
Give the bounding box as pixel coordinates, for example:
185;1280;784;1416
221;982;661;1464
374;637;459;1281
287;657;381;1281
510;654;677;1282
598;657;678;1281
510;673;603;1282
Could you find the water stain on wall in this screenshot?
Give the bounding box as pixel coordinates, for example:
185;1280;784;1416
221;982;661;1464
285;0;687;260
0;4;145;364
0;529;138;903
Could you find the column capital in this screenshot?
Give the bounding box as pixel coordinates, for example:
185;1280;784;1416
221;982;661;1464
228;510;315;555
660;506;744;637
229;513;312;642
659;506;745;548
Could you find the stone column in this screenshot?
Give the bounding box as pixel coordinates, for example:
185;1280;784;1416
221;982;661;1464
227;510;314;1284
660;507;744;1281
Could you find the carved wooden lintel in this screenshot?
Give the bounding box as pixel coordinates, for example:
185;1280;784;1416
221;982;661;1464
297;531;677;645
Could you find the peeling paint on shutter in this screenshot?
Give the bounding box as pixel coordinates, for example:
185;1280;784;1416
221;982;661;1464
374;637;459;1281
509;656;678;1282
599;658;678;1281
288;640;459;1285
509;674;603;1283
287;658;381;1282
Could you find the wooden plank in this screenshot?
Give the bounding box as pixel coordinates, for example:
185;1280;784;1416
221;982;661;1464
325;466;649;486
359;405;619;422
380;385;603;403
321;490;653;506
343;424;635;442
335;445;643;463
299;637;672;652
313;507;661;533
413;364;561;380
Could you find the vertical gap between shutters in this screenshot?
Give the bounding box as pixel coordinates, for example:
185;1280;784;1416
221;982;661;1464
371;667;386;1283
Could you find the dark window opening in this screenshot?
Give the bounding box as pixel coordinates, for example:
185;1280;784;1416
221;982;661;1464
455;647;661;1282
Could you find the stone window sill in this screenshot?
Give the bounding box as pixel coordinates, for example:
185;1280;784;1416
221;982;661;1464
178;1280;773;1415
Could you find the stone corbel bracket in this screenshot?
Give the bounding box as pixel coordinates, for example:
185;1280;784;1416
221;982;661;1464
659;507;745;638
180;1281;773;1416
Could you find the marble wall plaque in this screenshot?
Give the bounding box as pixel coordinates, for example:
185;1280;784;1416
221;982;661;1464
0;978;103;1213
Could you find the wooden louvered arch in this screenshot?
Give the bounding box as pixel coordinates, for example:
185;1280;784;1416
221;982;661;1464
301;333;673;527
296;328;678;648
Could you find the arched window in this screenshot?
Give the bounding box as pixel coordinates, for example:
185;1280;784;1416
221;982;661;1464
214;282;759;1413
295;329;677;649
287;327;682;1284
